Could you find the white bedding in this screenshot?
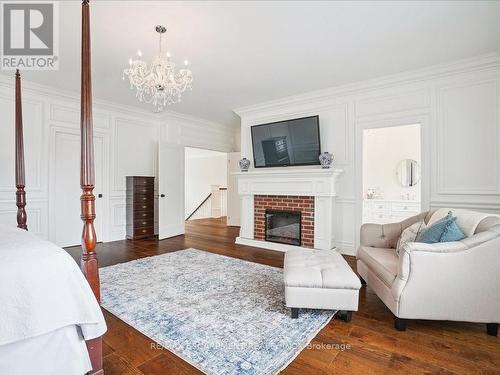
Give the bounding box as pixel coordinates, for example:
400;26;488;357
0;325;92;375
0;224;106;371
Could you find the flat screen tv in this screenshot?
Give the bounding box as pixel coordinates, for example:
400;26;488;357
251;115;321;168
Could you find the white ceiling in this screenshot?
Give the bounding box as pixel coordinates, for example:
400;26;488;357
4;0;500;127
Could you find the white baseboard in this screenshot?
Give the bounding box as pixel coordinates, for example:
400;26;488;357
235;237;336;252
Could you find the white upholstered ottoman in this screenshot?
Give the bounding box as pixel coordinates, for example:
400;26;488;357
284;249;361;321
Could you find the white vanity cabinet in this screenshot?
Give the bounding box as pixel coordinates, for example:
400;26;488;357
363;200;421;224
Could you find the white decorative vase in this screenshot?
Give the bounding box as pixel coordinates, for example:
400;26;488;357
239;157;250;172
318;152;333;169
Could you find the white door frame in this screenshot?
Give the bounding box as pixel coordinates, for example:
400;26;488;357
354;114;431;249
227;151;241;226
48;126;110;245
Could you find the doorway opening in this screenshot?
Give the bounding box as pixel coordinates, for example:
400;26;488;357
184;147;228;221
362;124;422;224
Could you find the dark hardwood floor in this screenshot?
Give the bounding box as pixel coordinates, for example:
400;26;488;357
66;218;500;375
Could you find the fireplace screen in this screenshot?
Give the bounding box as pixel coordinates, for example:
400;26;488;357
265;210;301;246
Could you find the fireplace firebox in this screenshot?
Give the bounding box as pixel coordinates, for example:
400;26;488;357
265;210;301;246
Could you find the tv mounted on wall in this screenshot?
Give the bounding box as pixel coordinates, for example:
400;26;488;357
251;115;321;168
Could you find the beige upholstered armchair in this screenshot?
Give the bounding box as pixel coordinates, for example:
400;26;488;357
356;209;500;336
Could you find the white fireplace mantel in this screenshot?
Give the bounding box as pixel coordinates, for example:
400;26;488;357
235;167;343;252
235;168;343;197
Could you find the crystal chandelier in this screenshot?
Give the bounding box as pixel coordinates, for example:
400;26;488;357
123;25;193;112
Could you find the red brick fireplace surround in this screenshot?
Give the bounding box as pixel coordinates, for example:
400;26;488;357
254;195;314;248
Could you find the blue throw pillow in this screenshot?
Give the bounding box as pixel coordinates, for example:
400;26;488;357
416;212;453;244
440;218;466;242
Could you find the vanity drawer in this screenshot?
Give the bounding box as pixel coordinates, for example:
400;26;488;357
391;202;420;213
365;212;392;224
373;202;390;211
366;201;391;213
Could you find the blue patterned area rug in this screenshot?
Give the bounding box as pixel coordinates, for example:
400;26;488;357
100;249;335;375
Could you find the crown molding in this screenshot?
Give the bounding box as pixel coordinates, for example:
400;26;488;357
233;52;500;117
0;73;161;120
160;109;234;133
0;73;232;130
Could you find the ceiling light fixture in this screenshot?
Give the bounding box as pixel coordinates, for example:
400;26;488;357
123;25;193;112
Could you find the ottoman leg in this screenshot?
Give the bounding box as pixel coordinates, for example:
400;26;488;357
339;310;353;322
487;323;498;336
291;308;299;319
395;317;407;331
359;276;367;285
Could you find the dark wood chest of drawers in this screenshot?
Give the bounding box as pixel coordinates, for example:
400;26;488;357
126;176;155;240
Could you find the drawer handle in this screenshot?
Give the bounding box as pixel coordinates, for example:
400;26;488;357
142;205;147;209
378;214;382;218
142;221;147;225
142;229;146;233
143;197;147;201
404;206;408;210
378;205;383;209
142;213;147;217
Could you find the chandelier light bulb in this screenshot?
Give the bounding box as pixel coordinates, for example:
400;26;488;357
137;50;142;57
128;58;132;65
166;51;171;58
184;59;189;66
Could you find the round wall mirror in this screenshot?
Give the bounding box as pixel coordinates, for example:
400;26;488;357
397;159;421;187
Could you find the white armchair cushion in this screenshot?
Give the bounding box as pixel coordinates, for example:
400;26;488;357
395;221;426;254
357;246;398;286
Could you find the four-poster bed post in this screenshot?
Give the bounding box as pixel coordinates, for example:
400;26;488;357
15;69;27;230
80;1;103;374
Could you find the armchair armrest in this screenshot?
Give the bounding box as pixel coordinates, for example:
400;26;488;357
402;241;468;254
393;236;500;322
398;241;468;281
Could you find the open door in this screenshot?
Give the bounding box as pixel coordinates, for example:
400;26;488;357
158;142;185;240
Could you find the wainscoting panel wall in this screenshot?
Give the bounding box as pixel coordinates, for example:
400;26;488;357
0;75;237;245
235;53;500;255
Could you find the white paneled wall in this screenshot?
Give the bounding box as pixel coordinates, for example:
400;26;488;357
235;53;500;255
0;75;237;245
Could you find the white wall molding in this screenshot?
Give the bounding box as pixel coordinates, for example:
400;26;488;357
160;110;237;152
0;74;158;121
0;72;237;245
234;52;500;117
0;93;44;196
236;52;500;255
436;78;500;195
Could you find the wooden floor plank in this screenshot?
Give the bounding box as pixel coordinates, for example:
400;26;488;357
65;217;500;374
